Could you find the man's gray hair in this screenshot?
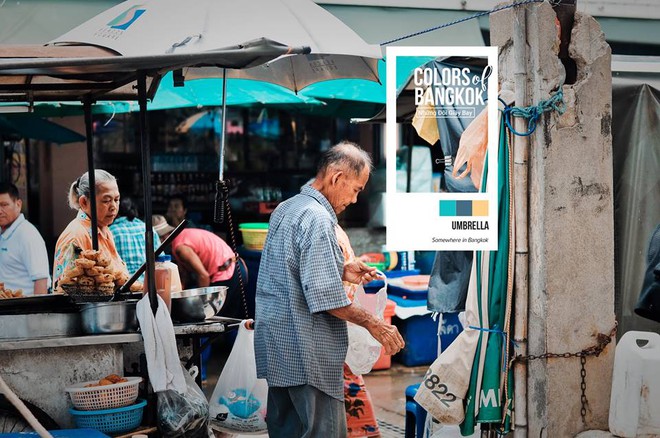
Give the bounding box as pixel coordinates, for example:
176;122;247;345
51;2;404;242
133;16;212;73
68;169;117;210
316;141;373;177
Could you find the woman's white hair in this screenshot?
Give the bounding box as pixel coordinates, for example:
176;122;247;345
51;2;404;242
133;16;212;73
68;169;117;210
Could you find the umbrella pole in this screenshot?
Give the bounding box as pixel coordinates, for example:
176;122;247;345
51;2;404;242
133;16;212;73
137;72;157;315
214;68;228;224
83;98;99;250
220;68;227;181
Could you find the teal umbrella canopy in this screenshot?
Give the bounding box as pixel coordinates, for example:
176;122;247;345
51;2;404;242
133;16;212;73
0;114;85;143
146;72;325;111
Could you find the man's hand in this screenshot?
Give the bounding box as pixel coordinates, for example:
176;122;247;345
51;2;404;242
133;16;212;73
366;320;405;355
343;260;381;284
328;302;405;356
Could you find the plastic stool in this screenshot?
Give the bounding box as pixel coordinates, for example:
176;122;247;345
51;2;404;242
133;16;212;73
405;383;427;438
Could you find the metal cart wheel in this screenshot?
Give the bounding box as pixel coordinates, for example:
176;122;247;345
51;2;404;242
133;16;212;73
0;396;60;432
0;409;32;433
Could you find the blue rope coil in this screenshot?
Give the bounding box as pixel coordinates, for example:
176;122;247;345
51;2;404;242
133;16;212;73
503;86;566;136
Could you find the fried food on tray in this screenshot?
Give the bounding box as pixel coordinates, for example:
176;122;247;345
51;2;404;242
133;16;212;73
95;273;114;284
61;251;121;296
77;277;95;286
81;249;100;261
66;266;85;278
129;281;143;292
0;287;24;299
85;267;104;277
114;272;129;287
59;277;77;285
95;256;112;268
74;258;96;269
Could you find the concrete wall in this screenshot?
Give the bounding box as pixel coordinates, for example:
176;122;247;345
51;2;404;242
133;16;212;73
492;3;616;436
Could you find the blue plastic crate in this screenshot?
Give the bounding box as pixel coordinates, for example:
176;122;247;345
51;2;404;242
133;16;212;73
387;283;428;300
389;296;463;366
69;399;146;434
389;295;437;366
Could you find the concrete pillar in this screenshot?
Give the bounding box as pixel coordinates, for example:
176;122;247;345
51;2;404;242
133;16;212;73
492;3;616;436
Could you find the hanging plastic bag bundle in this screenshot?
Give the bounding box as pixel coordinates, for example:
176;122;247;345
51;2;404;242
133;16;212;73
157;365;210;438
210;320;268;434
345;273;388;375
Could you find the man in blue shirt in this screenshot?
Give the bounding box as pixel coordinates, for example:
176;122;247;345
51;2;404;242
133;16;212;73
255;142;404;438
0;182;50;295
109;197;160;281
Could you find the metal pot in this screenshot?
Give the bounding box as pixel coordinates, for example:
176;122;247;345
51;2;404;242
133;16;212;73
170;286;227;323
80;300;139;334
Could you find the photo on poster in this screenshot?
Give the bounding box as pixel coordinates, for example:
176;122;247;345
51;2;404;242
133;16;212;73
386;46;499;251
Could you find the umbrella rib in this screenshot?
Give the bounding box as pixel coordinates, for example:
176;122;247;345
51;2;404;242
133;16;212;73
278;0;322;51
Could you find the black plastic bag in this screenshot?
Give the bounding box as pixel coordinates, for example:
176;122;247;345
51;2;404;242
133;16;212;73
157;365;210;438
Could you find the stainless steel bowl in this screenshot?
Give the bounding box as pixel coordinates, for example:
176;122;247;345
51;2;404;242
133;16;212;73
170;286;227;323
80;300;139;334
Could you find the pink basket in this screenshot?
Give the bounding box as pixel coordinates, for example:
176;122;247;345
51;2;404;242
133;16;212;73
65;377;141;411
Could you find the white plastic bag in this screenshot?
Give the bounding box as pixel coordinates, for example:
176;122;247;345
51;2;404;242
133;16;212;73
345;274;388;375
210;321;268;435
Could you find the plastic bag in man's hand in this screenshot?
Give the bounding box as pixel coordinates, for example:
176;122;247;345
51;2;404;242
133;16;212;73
346;279;388;375
210;321;268;434
157;365;210;438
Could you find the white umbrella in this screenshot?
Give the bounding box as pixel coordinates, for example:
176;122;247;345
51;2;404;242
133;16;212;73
50;0;382;203
51;0;381;91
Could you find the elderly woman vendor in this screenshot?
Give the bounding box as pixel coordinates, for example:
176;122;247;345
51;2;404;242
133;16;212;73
53;170;132;293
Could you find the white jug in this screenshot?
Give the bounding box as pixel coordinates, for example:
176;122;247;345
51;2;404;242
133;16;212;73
609;331;660;437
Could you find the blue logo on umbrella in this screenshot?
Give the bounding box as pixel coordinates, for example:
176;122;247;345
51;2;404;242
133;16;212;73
107;6;146;30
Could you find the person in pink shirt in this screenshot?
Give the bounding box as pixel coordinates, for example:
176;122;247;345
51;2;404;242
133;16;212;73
152;215;246;319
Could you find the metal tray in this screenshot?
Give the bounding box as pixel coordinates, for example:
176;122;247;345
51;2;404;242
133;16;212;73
0;294;79;315
0;312;81;340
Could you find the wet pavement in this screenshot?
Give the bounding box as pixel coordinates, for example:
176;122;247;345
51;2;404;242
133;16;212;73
202;336;481;437
204;343;429;437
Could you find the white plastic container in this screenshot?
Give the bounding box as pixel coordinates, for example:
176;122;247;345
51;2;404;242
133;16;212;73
609;331;660;437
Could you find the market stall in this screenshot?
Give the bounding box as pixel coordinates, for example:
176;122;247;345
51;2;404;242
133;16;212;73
0;1;383;435
0;287;240;431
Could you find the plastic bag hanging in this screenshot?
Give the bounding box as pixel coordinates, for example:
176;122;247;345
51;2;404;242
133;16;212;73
210;320;268;434
345;273;388;375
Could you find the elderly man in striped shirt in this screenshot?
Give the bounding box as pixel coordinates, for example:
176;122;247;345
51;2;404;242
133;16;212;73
255;142;405;438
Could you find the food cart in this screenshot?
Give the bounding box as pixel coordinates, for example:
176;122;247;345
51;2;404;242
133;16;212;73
0;41;296;433
0;291;237;430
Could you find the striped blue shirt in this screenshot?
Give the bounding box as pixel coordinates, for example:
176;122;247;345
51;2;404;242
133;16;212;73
109;217;161;280
255;185;351;400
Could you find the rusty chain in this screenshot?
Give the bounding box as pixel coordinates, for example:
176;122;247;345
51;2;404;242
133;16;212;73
511;322;617;424
219;180;250;320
